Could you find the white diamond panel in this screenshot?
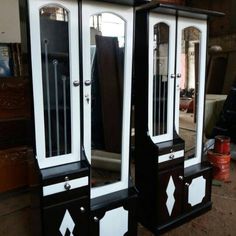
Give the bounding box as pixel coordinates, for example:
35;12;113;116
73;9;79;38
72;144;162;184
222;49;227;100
166;176;176;216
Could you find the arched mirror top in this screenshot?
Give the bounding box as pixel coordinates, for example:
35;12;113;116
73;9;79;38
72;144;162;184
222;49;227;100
40;5;69;22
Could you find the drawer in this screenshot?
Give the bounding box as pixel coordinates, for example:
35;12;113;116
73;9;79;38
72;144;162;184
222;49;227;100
43;176;89;196
158;150;184;164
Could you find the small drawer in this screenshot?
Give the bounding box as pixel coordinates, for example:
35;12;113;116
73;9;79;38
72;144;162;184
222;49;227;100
43;176;89;196
158;150;184;164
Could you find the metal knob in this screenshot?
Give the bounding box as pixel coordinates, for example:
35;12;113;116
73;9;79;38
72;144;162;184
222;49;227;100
84;80;91;86
177;73;182;78
94;216;99;222
73;80;80;87
179;176;183;181
185;183;190;187
171;74;176;79
64;182;71;191
169;154;175;160
80;207;86;213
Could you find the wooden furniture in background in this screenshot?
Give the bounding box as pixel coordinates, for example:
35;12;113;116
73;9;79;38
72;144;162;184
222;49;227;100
0;78;33;193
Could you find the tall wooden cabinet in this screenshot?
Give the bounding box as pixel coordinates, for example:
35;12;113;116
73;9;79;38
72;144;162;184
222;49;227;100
20;0;145;235
134;3;223;234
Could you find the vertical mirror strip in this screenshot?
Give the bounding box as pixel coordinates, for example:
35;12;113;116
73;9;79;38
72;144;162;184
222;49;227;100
40;6;71;157
153;23;169;136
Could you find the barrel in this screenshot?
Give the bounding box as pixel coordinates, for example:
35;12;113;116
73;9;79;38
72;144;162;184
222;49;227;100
207;150;231;181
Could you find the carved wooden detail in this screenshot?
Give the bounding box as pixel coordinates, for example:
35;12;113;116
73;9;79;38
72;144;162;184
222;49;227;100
0;78;31;120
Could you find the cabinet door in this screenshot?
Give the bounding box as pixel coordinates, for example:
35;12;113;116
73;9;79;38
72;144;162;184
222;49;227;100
175;17;207;167
148;13;176;143
28;0;81;169
157;165;184;225
184;170;212;213
82;1;134;199
43;197;89;236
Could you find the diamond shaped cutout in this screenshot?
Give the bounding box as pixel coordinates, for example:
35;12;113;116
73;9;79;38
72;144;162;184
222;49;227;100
59;210;75;236
166;176;176;216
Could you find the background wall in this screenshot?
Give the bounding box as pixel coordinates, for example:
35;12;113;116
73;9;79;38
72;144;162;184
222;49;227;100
0;0;21;43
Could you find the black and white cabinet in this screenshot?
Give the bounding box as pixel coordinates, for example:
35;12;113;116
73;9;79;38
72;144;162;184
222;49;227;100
134;3;222;234
21;0;144;235
81;0;139;235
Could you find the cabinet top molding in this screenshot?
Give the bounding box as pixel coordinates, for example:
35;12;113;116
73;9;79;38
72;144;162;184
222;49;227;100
83;0;150;7
136;2;225;20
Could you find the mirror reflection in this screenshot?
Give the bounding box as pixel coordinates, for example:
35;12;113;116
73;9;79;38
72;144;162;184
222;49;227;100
179;27;200;160
90;13;125;187
40;6;71;158
153;23;169;137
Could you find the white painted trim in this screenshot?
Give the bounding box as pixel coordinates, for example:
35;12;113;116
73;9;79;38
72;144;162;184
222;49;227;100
175;17;207;168
28;0;81;169
158;150;184;163
82;1;133;199
188;176;206;206
99;207;128;236
148;13;176;143
43;176;89;196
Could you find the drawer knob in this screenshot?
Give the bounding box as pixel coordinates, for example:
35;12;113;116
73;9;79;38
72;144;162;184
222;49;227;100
80;207;86;213
64;182;71;191
169;154;175;160
85;80;91;86
73;80;80;87
185;183;190;187
94;216;99;222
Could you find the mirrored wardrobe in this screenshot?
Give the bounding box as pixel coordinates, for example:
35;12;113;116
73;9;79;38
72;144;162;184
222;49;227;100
21;0;143;235
134;3;223;235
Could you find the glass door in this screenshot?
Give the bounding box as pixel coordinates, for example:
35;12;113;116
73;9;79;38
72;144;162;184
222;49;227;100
175;17;207;167
148;13;176;143
82;1;133;199
28;0;81;169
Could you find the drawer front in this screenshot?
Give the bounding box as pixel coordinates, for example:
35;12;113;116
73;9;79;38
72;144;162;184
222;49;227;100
43;196;89;236
43;176;89;196
158;150;184;164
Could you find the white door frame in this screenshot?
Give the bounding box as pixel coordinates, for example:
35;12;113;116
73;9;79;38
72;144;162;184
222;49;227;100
148;13;176;143
82;0;133;199
175;17;207;168
28;0;81;169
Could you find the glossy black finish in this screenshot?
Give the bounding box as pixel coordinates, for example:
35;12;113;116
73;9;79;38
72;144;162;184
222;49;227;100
184;162;212;213
90;187;138;236
88;0;150;6
136;2;225;19
41;160;89;185
134;5;215;235
43;196;89;236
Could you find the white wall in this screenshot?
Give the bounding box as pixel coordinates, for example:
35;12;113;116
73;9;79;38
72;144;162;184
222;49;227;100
0;0;21;43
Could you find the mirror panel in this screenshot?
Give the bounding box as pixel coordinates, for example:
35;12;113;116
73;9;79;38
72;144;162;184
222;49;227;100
40;6;71;158
152;23;169;137
179;27;200;160
90;13;125;187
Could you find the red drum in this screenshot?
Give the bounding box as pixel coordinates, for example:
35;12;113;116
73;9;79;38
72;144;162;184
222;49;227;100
214;135;231;155
207;150;231;181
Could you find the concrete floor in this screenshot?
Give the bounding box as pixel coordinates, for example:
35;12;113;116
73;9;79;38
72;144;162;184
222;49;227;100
0;161;235;236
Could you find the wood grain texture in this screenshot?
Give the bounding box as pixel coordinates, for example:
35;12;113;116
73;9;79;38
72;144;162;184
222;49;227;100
0;147;33;192
0;78;31;120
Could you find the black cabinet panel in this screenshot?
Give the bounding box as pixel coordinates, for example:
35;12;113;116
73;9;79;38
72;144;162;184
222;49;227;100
184;164;212;213
157;165;184;225
43;197;89;236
